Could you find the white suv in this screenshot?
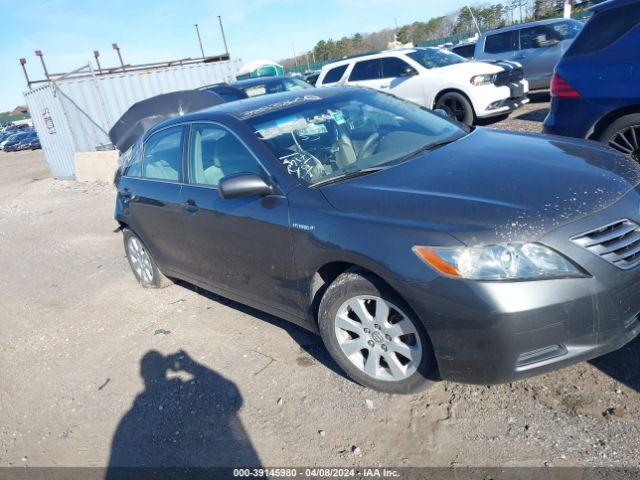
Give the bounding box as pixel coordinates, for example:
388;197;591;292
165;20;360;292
316;47;529;125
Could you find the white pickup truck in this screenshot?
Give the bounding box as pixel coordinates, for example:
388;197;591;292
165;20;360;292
316;47;529;125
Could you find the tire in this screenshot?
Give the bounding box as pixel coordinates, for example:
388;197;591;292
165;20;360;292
122;228;172;288
318;269;435;394
435;91;475;126
598;114;640;162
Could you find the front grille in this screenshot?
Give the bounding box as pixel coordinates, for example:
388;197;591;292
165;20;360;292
572;219;640;270
494;67;524;87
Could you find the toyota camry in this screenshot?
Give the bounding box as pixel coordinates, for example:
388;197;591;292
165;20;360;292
114;87;640;393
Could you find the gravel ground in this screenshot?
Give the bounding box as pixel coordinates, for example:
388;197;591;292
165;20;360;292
1;100;639;471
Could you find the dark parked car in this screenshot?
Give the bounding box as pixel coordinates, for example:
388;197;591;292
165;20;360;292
1;132;32;151
200;83;249;102
544;0;640;161
230;76;313;98
114;87;640;393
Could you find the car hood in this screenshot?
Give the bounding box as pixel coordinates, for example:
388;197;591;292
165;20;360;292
319;128;640;245
437;60;505;77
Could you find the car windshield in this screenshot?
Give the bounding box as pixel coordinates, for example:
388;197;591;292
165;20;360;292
550;19;583;40
246;90;466;186
406;48;466;69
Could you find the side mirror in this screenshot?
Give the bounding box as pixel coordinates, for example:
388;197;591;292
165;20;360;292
219;173;273;200
401;66;418;77
433;109;451;120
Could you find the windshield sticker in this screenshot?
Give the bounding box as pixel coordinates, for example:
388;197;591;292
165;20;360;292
331;111;346;125
238;95;321;120
296;123;327;136
256;115;309;140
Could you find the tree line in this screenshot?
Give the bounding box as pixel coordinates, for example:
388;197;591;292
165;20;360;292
279;0;591;69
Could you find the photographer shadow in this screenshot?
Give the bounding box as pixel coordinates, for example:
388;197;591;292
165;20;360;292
106;350;260;478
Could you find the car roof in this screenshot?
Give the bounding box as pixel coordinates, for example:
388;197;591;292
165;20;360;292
483;17;580;35
590;0;639;11
322;47;440;68
231;76;299;88
150;87;354;134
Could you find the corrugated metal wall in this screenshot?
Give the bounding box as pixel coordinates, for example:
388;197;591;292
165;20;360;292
23;85;77;179
22;58;241;179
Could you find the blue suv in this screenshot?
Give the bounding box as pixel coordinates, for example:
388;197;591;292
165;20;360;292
543;0;640;161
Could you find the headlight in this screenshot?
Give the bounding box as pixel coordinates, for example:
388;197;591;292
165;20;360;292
413;243;583;281
470;74;496;86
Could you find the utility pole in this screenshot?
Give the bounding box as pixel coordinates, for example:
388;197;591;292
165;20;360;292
194;24;205;58
292;44;298;68
112;43;125;70
218;16;229;56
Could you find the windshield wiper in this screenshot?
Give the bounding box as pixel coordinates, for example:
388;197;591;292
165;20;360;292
310;166;387;188
395;138;459;163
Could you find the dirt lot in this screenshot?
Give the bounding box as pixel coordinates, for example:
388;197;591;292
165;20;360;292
1;97;639;471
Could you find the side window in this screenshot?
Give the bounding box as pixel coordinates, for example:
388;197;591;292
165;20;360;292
348;59;381;81
123;141;143;177
189;124;263;187
519;26;554;49
484;31;518;54
322;65;348;84
380;57;414;78
453;44;475;58
566;3;640;56
142;126;183;181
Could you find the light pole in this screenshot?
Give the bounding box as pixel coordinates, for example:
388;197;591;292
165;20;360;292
218;16;229;56
194;24;205;58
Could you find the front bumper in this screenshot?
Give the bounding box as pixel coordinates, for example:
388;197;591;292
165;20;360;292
400;194;640;385
474;80;530;118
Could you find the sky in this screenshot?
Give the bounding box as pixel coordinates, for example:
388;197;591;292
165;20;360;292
0;0;473;111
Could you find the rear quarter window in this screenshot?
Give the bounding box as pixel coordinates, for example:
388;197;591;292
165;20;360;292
452;44;476;58
566;3;640;56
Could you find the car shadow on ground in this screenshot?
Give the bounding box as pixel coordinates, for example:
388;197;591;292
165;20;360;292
514;107;550;123
105;349;261;479
175;281;349;381
589;336;640;393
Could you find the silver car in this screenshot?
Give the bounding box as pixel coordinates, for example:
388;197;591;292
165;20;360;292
471;18;584;90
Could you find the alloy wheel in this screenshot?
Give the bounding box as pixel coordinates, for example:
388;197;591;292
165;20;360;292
127;237;154;284
334;295;422;382
439;97;466;122
609;125;640;162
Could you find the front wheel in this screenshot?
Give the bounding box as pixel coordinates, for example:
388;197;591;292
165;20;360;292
318;270;435;394
435;91;475;125
598;114;640;162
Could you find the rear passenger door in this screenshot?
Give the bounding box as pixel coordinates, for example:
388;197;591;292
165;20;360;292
120;125;191;276
179;122;300;315
346;58;383;90
480;30;518;62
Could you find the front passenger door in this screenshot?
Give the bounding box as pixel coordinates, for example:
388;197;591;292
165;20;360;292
179;123;301;316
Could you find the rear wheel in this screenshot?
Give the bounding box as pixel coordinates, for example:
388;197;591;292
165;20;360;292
598;114;640;162
435;91;475;125
123;229;172;288
318;270;435;394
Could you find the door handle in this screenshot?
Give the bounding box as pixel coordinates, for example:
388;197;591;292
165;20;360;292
182;199;199;213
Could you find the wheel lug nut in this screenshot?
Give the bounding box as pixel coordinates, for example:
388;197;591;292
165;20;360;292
367;340;375;347
381;344;388;351
385;334;391;341
364;328;370;334
374;324;380;330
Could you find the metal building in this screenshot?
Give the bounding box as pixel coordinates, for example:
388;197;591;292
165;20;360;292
23;57;241;179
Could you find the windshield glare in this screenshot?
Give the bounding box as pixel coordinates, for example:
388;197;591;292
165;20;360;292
407;48;466;69
248;91;465;185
